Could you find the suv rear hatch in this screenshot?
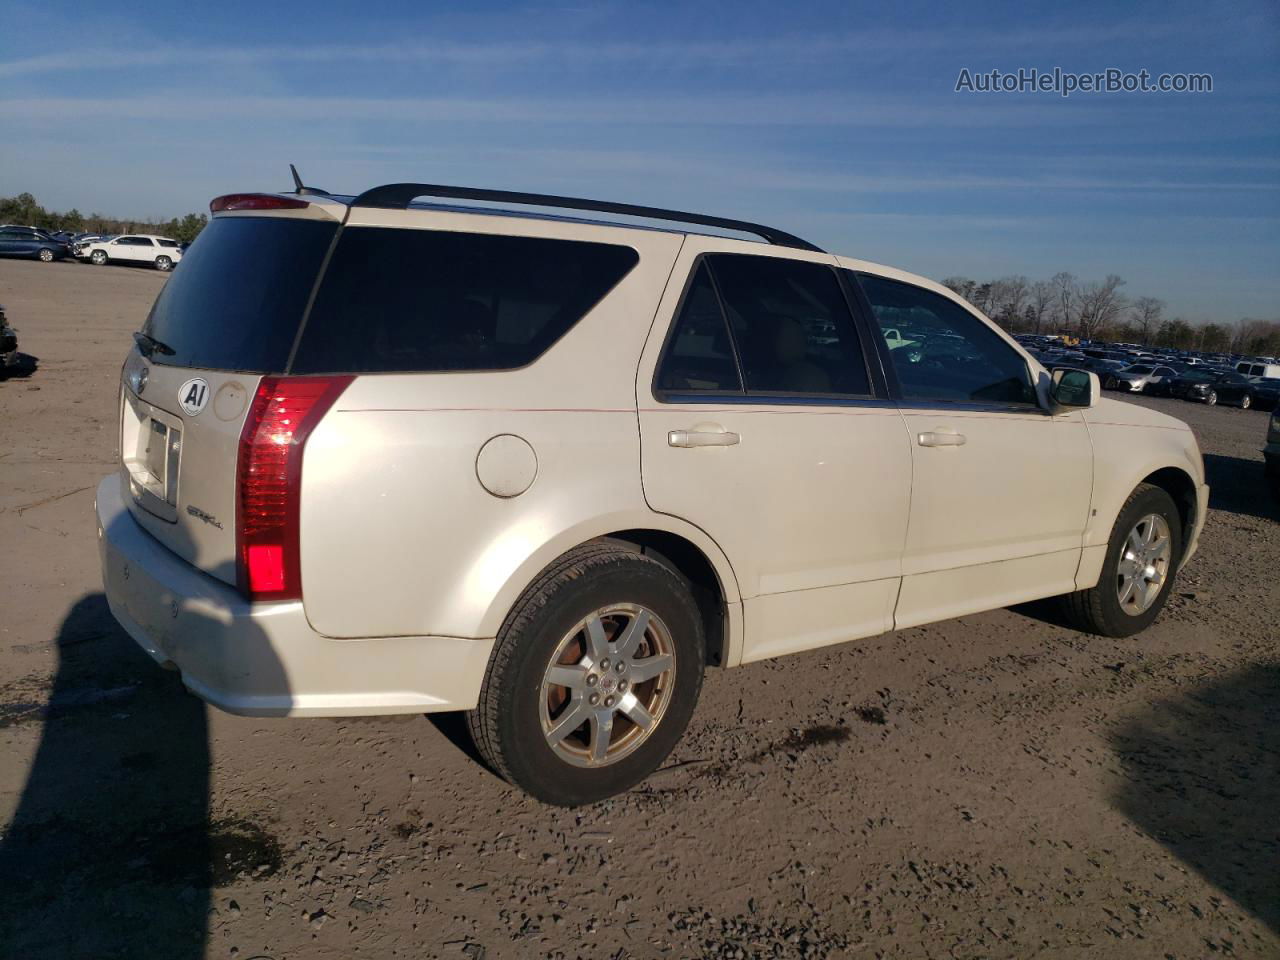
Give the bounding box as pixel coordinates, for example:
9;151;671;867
119;210;340;589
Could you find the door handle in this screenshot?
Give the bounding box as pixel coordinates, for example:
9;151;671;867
917;430;967;447
668;428;740;448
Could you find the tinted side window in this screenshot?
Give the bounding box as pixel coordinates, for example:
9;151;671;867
708;254;870;396
656;263;742;393
292;229;638;374
856;273;1036;405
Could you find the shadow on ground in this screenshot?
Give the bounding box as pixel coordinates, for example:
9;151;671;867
1109;663;1280;934
0;594;212;958
1203;453;1278;522
0;352;39;380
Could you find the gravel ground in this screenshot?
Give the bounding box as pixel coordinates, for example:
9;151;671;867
0;257;1276;960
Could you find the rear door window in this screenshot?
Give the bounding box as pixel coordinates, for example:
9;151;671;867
656;263;743;393
656;254;872;398
710;254;871;396
142;216;339;372
290;228;638;374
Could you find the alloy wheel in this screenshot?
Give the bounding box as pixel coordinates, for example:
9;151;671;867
1116;513;1172;616
538;604;676;768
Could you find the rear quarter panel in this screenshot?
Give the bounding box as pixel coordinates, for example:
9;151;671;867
298;222;735;639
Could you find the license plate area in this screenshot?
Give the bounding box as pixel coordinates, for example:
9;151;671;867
122;389;182;523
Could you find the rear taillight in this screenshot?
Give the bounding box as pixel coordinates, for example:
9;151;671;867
211;193;310;213
236;376;352;601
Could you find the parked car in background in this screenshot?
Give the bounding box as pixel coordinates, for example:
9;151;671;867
1266;409;1280;502
1247;378;1280;411
1168;369;1258;408
0;225;72;262
81;234;184;271
96;180;1209;805
1104;364;1181;393
1236;361;1280;380
0;303;15;367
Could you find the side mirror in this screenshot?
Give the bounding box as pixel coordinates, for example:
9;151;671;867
1051;368;1098;410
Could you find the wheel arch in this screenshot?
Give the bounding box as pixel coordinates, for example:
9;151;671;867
1141;465;1199;557
472;514;743;668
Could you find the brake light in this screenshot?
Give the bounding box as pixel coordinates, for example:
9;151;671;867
211;193;310;213
236;376;352;601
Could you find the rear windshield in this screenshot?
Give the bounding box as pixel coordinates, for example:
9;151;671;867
290;227;639;374
142;216;338;372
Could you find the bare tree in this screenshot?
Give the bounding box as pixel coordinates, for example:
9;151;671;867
1025;280;1054;334
1076;274;1127;340
1050;272;1079;333
941;276;977;303
1129;296;1164;346
988;275;1029;330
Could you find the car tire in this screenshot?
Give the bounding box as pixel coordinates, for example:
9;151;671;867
1105;378;1116;389
155;256;173;272
90;250;108;265
467;540;705;806
1240;393;1252;410
1059;483;1183;638
37;248;54;262
1205;390;1217;406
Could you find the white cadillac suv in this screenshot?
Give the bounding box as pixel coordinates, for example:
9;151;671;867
96;180;1208;805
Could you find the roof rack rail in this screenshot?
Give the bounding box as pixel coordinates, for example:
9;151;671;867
349;182;823;253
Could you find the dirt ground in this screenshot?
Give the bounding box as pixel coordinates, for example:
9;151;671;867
0;256;1276;960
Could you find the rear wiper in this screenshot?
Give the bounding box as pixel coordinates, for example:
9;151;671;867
133;331;176;357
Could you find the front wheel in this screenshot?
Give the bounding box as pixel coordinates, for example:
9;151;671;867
1240;393;1252;410
468;541;704;805
37;247;54;262
90;250;108;265
1059;483;1182;637
1205;390;1218;406
155;255;173;272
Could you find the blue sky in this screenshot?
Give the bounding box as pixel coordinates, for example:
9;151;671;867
1;0;1277;322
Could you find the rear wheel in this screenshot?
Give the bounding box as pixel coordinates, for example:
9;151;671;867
1240;393;1252;410
467;541;705;805
37;247;54;262
1060;484;1182;637
90;250;108;265
155;255;173;272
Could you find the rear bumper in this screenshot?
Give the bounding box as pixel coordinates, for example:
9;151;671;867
95;474;494;717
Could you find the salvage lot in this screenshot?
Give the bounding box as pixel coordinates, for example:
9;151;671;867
0;258;1276;959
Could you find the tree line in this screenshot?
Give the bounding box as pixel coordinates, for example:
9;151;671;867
941;272;1280;357
0;192;208;245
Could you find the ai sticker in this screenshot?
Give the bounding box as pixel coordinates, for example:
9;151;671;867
178;377;210;416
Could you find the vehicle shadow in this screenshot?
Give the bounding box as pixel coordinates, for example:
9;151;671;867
0;593;211;957
1109;663;1280;934
0;352;39;380
1203;453;1278;522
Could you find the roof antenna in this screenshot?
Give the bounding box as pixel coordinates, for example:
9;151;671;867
289;163;329;197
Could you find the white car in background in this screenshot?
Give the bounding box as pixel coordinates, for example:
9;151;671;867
82;234;183;271
1104;364;1181;393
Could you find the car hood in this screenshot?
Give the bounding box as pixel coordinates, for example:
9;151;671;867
1085;397;1193;433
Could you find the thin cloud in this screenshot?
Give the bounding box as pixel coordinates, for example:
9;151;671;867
0;20;1205;79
